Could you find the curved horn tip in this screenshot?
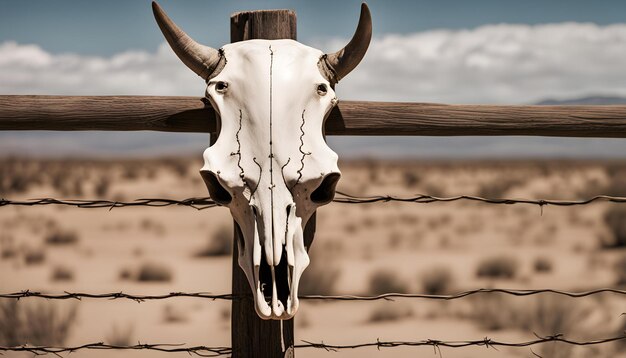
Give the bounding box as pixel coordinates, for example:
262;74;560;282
360;3;371;17
321;1;372;84
151;1;161;15
151;0;223;80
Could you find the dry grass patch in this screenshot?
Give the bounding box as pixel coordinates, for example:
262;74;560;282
368;303;412;323
614;255;626;286
476;255;518;279
23;247;46;265
533;256;553;273
420;266;454;295
299;257;340;296
603;206;626;249
105;323;134;346
193;226;232;257
368;269;409;295
119;262;173;282
51;265;74;281
45;230;79;245
0;301;78;346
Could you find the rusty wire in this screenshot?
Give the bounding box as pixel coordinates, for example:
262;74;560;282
1;333;625;356
2;287;626;302
3;192;626;210
0;342;231;357
296;333;626;351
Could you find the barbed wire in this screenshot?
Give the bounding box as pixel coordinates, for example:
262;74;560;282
3;192;626;210
2;333;625;356
2;287;626;302
296;333;626;352
0;342;231;357
0;197;218;210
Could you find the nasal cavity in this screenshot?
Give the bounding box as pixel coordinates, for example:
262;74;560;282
200;171;232;205
311;173;341;204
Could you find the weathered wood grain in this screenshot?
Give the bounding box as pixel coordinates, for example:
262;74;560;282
3;96;626;137
229;8;297;358
0;95;214;132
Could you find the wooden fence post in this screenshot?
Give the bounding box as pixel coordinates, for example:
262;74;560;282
216;9;306;358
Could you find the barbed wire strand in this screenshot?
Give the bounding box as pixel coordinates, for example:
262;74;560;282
2;288;626;302
0;342;231;357
1;333;625;356
3;192;626;210
295;333;626;350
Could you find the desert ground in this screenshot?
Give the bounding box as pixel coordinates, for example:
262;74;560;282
1;157;625;357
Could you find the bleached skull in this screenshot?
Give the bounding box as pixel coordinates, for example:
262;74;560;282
153;2;371;319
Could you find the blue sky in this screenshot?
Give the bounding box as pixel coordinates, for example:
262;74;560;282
3;0;626;56
2;0;626;158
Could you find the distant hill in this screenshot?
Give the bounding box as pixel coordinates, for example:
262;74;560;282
536;95;626;105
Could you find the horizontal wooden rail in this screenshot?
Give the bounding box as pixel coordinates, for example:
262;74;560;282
2;95;626;137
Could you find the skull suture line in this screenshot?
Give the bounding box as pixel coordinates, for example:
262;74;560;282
153;2;371;320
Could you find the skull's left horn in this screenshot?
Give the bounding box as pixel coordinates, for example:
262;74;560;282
152;1;223;80
320;3;372;84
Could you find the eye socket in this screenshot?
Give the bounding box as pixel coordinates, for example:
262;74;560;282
316;84;328;96
200;171;232;205
215;81;228;93
310;173;341;204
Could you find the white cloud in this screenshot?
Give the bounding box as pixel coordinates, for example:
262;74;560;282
334;22;626;103
2;22;626;103
0;41;201;96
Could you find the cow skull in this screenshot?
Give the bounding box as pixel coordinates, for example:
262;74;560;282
153;2;371;319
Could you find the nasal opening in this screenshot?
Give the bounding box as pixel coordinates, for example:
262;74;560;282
311;172;341;204
200;170;232;205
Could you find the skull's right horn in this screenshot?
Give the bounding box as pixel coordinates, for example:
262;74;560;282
320;3;372;84
152;1;224;80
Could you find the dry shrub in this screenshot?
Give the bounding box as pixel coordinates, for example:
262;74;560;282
0;234;16;259
600;168;626;197
45;230;79;245
476;256;518;279
94;176;111;197
0;301;78;346
618;318;626;350
603;206;626;248
137;262;173;282
368;269;409;295
118;267;133;280
1;246;17;259
469;295;593;358
402;170;420;188
368;303;412;323
162;304;188;323
298;258;340;296
120;262;173;282
106;323;134;346
194;226;232;257
420;266;454;295
24;247;46;265
478;177;523;198
615;255;626;286
533;256;554;273
51;265;74;281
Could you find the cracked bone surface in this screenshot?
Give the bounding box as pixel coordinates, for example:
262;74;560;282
153;1;371;319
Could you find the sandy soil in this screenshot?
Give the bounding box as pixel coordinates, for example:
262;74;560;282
1;157;625;357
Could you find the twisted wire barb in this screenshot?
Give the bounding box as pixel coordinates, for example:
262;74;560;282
0;342;231;357
295;333;626;351
3;192;626;210
2;334;625;356
2;288;626;302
